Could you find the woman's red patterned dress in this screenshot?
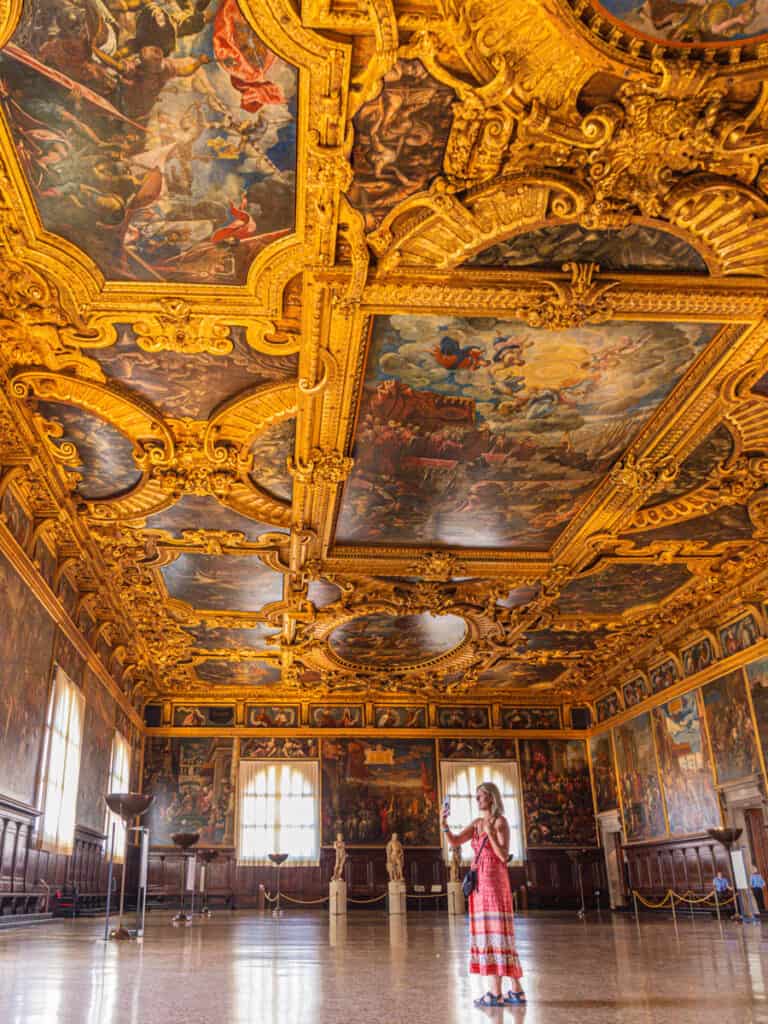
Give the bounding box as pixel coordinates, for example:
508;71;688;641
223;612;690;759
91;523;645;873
468;824;523;978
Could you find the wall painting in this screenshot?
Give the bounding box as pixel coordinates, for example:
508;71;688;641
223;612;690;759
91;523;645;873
501;707;561;730
652;693;720;835
649;659;680;695
246;705;299;728
596;692;621;723
719;614;761;657
681;637;716;676
240;736;318;758
519;739;596;846
309;705;364;728
173;705;236;728
702;670;761;783
745;655;768;764
321;737;439;846
436;706;490;729
614;713;666;842
622;677;649;708
373;706;428;728
589;733;618;814
142;736;234;846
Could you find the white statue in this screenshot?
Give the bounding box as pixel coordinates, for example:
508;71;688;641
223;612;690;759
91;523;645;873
386;833;405;882
331;833;347;882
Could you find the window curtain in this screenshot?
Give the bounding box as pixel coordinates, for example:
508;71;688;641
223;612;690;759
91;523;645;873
440;760;525;865
39;667;85;856
237;760;320;866
105;732;132;863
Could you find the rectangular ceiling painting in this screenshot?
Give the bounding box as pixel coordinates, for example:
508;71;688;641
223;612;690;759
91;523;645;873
337;317;719;549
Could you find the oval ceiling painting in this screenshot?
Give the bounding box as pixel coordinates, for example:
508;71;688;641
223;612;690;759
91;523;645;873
329;612;468;668
591;0;768;46
0;0;297;283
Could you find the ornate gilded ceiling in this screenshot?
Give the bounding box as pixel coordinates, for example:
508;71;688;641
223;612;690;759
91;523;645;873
2;0;768;709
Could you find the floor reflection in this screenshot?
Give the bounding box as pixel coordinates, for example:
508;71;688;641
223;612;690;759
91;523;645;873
2;911;767;1024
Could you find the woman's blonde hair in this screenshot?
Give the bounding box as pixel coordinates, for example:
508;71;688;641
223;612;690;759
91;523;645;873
477;781;505;819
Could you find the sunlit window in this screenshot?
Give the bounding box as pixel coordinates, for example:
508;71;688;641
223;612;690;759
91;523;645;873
440;760;524;865
39;667;85;856
105;731;132;863
237;760;319;866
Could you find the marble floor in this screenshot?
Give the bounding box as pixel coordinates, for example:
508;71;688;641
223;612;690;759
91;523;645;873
1;910;767;1024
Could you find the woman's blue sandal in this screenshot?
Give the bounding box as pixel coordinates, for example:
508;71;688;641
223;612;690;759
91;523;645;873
474;992;503;1007
504;990;527;1005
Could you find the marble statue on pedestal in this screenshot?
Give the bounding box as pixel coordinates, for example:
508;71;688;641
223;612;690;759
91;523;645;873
331;833;347;881
386;833;405;882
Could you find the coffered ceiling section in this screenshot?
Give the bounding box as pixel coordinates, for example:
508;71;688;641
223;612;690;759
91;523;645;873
2;0;768;706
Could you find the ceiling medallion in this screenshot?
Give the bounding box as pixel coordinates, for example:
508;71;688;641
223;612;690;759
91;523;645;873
327;611;469;669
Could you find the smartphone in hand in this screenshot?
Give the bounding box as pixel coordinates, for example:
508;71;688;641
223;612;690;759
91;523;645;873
442;796;450;816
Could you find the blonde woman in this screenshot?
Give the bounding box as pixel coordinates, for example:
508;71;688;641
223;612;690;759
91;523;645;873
442;782;525;1008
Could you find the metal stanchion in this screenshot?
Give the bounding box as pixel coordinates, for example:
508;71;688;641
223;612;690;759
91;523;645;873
134;826;150;939
714;888;721;927
670;891;678;934
633;890;640;927
103;821;116;942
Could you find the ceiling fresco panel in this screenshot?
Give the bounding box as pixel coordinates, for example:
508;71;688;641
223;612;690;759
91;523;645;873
465;225;708;273
347;59;454;231
249;417;295;502
146;494;286;541
161;552;284;611
642;424;734;508
182;622;280;649
35;399;141;499
91;326;298;420
0;0;297;283
556;563;692;616
336;316;720;549
194;659;281;686
624;505;754;546
328;612;468;668
591;0;768;45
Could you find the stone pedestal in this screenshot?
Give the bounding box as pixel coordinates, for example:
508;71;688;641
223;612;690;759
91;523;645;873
447;881;465;915
388;880;407;915
329;880;347;916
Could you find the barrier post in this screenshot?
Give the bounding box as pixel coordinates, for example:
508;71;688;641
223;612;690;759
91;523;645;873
670;891;677;930
633;890;640;927
714;888;721;926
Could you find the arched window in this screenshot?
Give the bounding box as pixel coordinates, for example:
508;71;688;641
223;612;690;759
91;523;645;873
440;761;524;864
237;760;319;866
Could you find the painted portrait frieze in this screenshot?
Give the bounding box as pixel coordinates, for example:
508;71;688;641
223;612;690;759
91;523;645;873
622;676;649;708
245;704;299;727
501;707;561;730
309;705;364;728
439;738;517;759
596;691;622;723
173;704;235;727
435;706;490;729
681;637;716;676
0;0;297;283
649;658;680;694
337;316;719;549
241;736;317;758
373;706;427;728
719;614;761;657
466;225;708;273
328;612;467;668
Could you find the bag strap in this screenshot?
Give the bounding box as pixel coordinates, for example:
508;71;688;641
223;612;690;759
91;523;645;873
471;833;489;869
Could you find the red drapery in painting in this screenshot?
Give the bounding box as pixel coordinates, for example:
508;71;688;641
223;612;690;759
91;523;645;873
212;0;285;112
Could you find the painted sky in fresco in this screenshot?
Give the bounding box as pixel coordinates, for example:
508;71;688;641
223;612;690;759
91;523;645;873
146;494;286;542
161;552;283;611
35;400;141;500
593;0;768;45
1;0;297;283
92;327;297;420
467;225;707;272
337;316;719;549
329;612;467;667
250;418;295;502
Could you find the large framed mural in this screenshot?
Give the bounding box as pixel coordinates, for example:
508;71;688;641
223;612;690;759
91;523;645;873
519;739;596;846
76;669;117;834
652;694;720;835
589;733;618;814
745;655;768;761
0;551;57;806
142;736;235;846
321;737;439;846
702;670;761;783
614;713;666;842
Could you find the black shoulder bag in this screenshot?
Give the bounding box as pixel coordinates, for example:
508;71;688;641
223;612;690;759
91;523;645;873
462;834;488;898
